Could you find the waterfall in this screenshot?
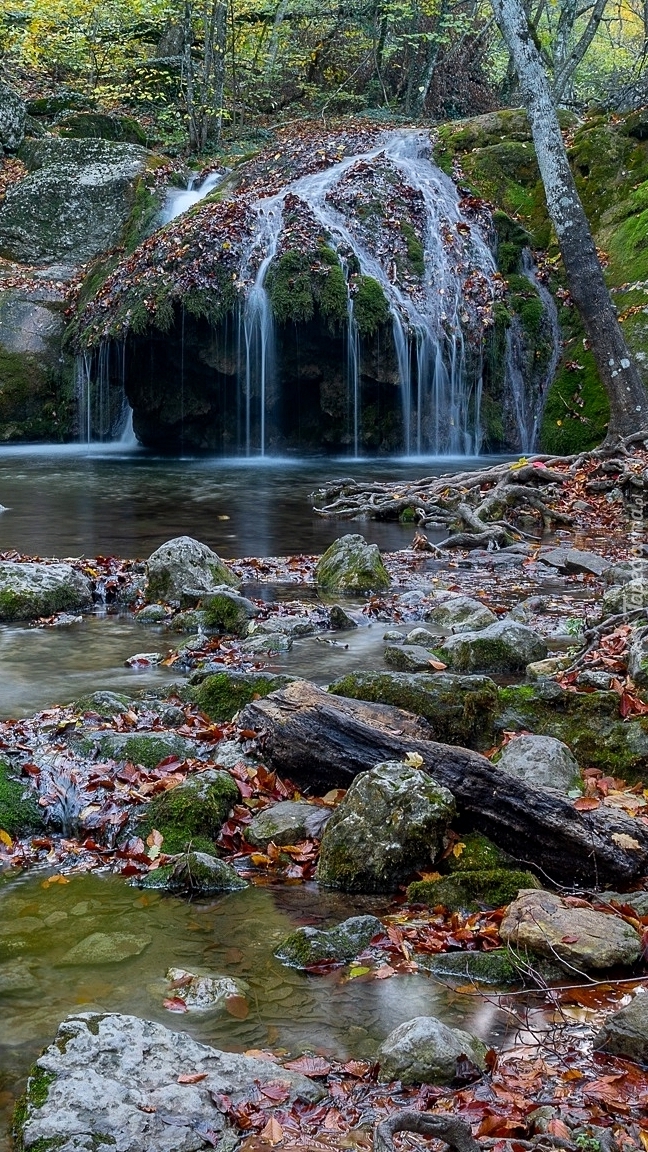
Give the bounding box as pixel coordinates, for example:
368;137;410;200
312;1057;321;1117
504;248;562;452
241;197;284;456
75;341;137;447
162;170;224;224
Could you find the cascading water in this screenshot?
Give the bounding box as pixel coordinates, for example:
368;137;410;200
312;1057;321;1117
504;248;562;452
162;170;225;224
75;341;136;447
240;197;284;456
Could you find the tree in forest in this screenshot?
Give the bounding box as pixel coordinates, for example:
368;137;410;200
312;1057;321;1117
491;0;648;439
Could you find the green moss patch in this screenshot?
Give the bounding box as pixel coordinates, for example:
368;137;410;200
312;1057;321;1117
193;671;293;721
0;761;44;837
407;868;540;912
138;769;239;853
352;275;390;337
266;244;348;327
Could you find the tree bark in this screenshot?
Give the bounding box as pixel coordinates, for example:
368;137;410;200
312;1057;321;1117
240;680;648;887
490;0;647;439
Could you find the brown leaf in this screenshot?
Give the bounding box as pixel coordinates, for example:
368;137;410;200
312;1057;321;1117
178;1072;208;1084
259;1117;284;1145
225;994;249;1019
282;1055;331;1077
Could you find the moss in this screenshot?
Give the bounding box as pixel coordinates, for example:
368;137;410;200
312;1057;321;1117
421;948;522;986
352;275;390;337
0;760;44;836
138;769;239;853
201;592;250;636
135;863;175;888
399;221;425;277
407;868;540;912
73;691;131;717
27;1068;55;1109
0;345;74;444
442;832;515;873
169;850;247;893
266;244;348;327
109;735;184;770
57;112;148;146
193;671;293;721
12;1067;59;1152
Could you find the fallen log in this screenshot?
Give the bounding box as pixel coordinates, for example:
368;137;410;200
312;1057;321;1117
240;680;648;887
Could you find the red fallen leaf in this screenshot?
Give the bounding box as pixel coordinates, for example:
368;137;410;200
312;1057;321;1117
163;997;188;1012
282;1055;332;1076
257;1082;290;1103
225;994;249;1019
259;1117;283;1145
548;1119;572;1140
22;763;41;777
573;797;600;811
561;935;580;943
344;1060;371;1077
178;1072;208;1083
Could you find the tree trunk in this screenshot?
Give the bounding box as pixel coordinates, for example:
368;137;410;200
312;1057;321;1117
491;0;647;439
240;681;648;887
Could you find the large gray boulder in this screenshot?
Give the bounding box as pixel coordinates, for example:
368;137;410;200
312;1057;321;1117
0;82;26;152
315;534;390;593
0;561;92;620
424;591;497;633
500;889;642;970
146;536;241;602
601;578;648;618
201;589;259;635
384;644;442;672
316;760;455;892
439;619;547;673
537;547;610;577
627;628;648;686
593;988;648;1063
275;915;382;969
377;1016;488;1085
495;734;581;793
0;138;157;264
17;1012;324;1152
245;800;331;846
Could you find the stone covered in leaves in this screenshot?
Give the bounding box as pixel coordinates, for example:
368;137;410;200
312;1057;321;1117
438;619;548;673
165;967;249;1012
275;914;382;968
316;760;455;892
145;536;241;603
376;1015;488;1085
315;534;391;594
0;561;92;621
499;889;642;970
138;769;239;854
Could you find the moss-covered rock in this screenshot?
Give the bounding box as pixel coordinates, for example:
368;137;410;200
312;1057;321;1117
275;914;382;968
201;590;259;636
424;593;497;633
316;761;455;893
328;671;498;750
56;113;148;146
0;83;26;153
438;620;547;674
419;948;521;986
145;536;240;603
377;1015;488;1085
352;275;390;336
138;769;239;854
266;244;348;327
163;850;247;894
245;800;330;846
0;761;44;837
442;832;515;873
81;731;200;769
407;868;541;912
73;691;132;718
0;562;92;620
315;534;390;593
192;670;294;721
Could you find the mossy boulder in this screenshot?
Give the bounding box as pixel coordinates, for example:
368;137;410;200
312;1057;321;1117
407;868;540;912
163;851;247;894
442;832;515;873
57;113;148;145
628;629;648;687
377;1015;488;1085
192;671;295;721
424;593;497;633
275;914;382;969
80;731;200;769
0;761;44;837
245;800;330;847
0;562;92;620
0;82;26;152
438;619;547;674
328;671;498;750
384;644;442;672
201;590;259;636
315;534;390;593
316;760;455;893
145;536;241;603
419;949;522;987
73;691;132;718
352;275;390;336
266;244;348;327
601;579;648;618
138;769;239;854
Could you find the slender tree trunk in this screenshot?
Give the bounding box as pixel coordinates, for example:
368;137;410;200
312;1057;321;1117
491;0;647;438
553;0;608;102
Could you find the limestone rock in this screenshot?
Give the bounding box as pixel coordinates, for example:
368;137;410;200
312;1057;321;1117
202;589;259;636
593;988;648;1062
377;1016;488;1085
242;631;292;654
627;628;648;686
0;561;92;620
424;592;497;633
315;534;390;593
384;644;441;672
439;619;547;673
537;548;610;577
146;536;240;603
495;734;581;793
73;691;132;718
251;614;315;637
136;603;168;623
316;760;455;892
164;968;248;1012
499;889;642;970
405;627;439;645
0;139;155;264
329;605;359;631
78;729;202;768
245;801;331;847
0;82;26;152
275;914;382;968
601;579;648;618
60;932;151;965
17;1012;323;1152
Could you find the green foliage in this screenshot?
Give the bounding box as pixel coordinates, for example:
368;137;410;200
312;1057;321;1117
352;276;390;337
399;221;425;277
266;245;348;327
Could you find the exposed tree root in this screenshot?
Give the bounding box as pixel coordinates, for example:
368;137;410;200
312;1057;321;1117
311;432;648;549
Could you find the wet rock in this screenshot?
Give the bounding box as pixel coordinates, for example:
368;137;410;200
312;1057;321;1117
251;614;315;637
145;536;240;603
212;739;260;770
78;730;202;768
0;760;45;836
627;628;648;686
16;1011;323;1152
577;670;614;690
329;605;359;631
0;82;26;152
242;631;293;654
165;968;248;1012
245;801;331;846
329;671;498;749
124;651;165;667
418;950;522;987
0;139;156;264
405;627;439;645
384;644;440;672
190;670;295;721
601;578;648;618
0;958;38;993
604;560;648;586
161;852;247;894
537;548;610;577
407;869;540;912
168;609;208;632
424;592;497;633
203;589;259;636
138;770;239;855
136;604;169;623
439;619;547;674
315;534;390;593
495;734;581;793
73;690;132;718
60;932;152;965
499;889;642;970
383;629;405;641
316;760;455;892
593;890;648;917
526;656;571;679
377;1015;488;1085
0;561;92;620
593;988;648;1062
275;914;382;968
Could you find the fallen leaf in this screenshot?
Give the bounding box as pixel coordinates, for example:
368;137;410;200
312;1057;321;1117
163;997;188;1012
259;1117;284;1145
225;994;249;1019
282;1055;331;1076
178;1072;208;1084
404;752;424;768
